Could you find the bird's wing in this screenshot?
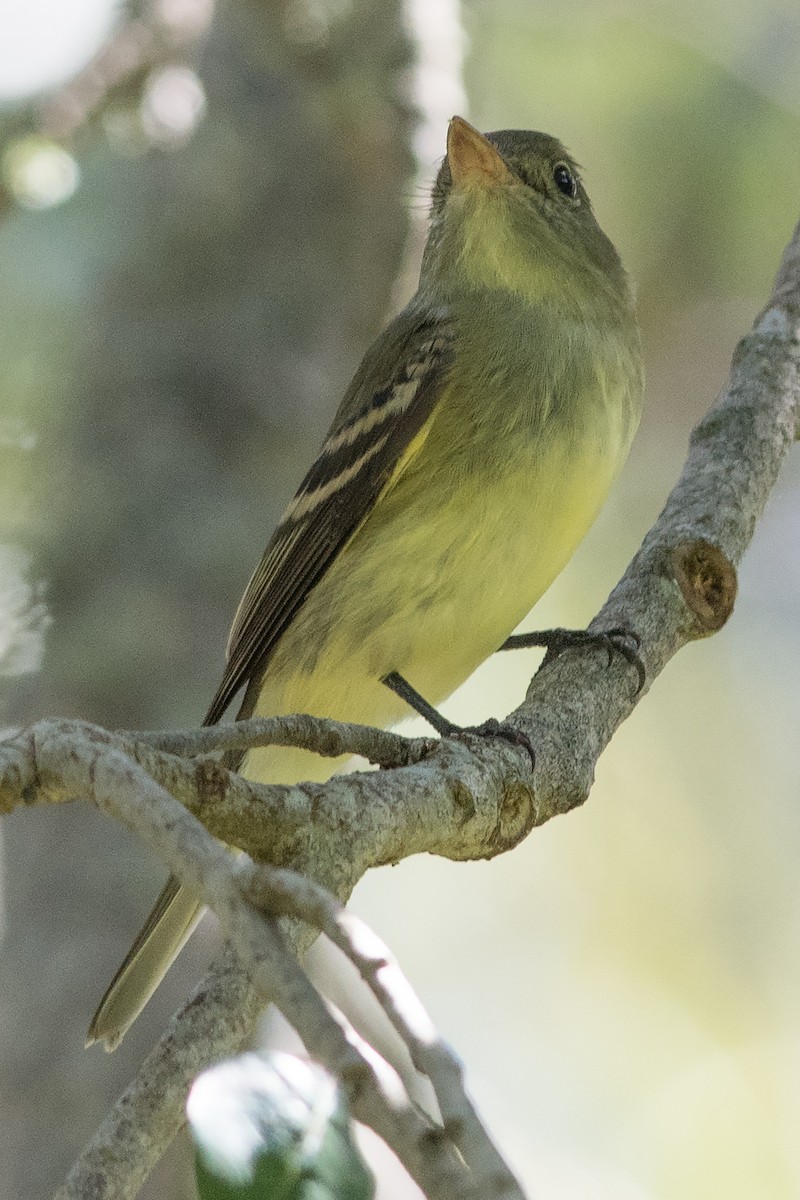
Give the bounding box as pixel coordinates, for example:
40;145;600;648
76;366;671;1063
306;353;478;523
204;307;454;725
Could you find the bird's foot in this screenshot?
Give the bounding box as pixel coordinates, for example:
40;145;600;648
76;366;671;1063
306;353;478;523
381;671;535;768
501;626;645;693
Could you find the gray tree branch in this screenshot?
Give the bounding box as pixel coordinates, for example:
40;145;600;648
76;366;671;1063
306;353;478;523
13;720;516;1198
2;215;800;1197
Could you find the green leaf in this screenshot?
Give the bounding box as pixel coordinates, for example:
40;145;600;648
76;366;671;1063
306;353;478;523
188;1052;375;1200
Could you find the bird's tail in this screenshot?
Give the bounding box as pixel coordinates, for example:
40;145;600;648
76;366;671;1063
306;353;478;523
85;876;202;1051
85;729;354;1051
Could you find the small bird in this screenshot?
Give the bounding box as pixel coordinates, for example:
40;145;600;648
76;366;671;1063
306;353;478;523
88;116;643;1049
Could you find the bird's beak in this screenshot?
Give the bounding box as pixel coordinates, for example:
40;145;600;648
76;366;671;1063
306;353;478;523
446;116;512;188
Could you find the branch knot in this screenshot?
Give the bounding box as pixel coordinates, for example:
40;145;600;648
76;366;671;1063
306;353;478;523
668;539;737;634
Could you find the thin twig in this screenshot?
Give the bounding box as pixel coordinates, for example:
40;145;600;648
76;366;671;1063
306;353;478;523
123;713;434;768
242;865;526;1197
54;947;261;1200
213;885;476;1200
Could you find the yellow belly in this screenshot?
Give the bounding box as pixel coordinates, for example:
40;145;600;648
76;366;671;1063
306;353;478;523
241;430;627;786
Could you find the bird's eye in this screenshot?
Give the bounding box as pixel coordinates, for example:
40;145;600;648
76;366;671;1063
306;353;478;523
553;163;577;198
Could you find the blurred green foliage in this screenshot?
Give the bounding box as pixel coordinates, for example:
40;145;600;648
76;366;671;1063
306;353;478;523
190;1054;374;1200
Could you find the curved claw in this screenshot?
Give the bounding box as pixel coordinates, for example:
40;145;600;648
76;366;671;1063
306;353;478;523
459;719;536;770
601;628;645;693
382;672;536;768
500;626;645;694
